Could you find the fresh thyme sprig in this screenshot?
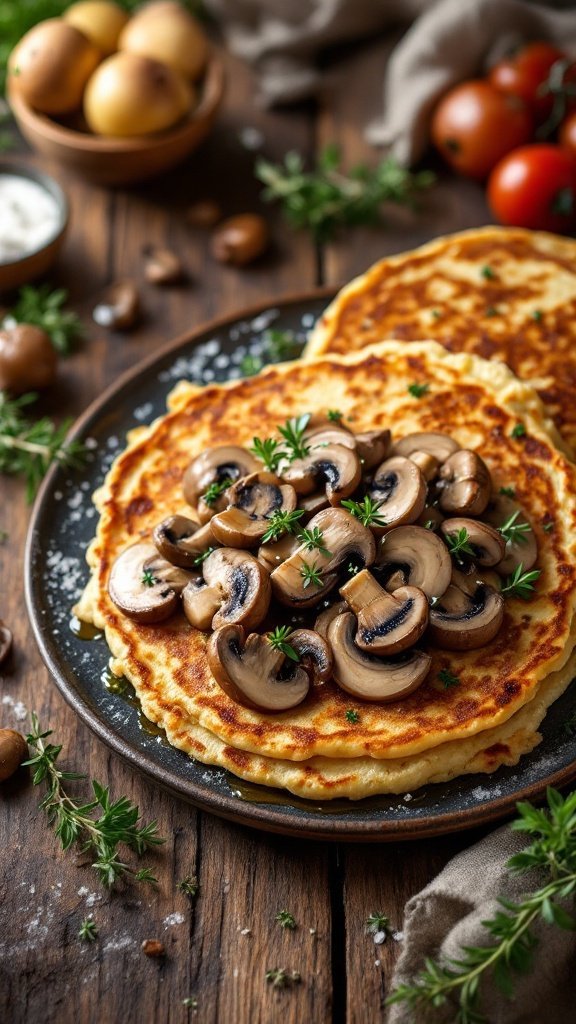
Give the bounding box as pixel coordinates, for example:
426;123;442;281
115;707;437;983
201;478;231;507
6;284;83;354
327;409;344;422
438;669;460;689
276;910;297;930
250;436;286;474
444;527;475;560
0;392;87;501
278;414;311;461
240;330;304;377
300;560;323;589
267;626;300;662
407;382;430;399
498;511;532;546
297;526;331;557
256;144;435;244
261;508;305;543
141;569;156;587
24;713;165;888
193;546;216;566
179;875;199;899
499;486;515;498
387;788;576;1023
78;918;98;942
345;709;360;724
501;564;541;599
265;968;301;989
366;911;391;935
341;496;387;528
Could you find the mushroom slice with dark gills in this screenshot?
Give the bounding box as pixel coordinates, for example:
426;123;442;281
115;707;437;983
429;571;504;651
375;525;452;601
281;443;361;505
271;508;376;608
108;542;193;624
211;472;298;548
367;456;427;534
441;517;505;567
328;613;431;702
392;431;461;464
183;445;259;511
437;450;492;516
208;625;331;711
314;600;348;639
340;568;428;656
182;548;271;631
483;494;537;576
153;514;217;569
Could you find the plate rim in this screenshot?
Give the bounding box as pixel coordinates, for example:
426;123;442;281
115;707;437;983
24;290;576;842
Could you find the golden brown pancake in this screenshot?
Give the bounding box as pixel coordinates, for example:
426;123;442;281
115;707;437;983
75;341;576;800
305;227;576;454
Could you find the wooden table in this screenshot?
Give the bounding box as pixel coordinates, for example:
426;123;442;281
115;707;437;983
1;36;494;1024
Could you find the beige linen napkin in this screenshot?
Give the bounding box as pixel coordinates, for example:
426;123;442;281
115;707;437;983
387;823;576;1024
206;0;576;164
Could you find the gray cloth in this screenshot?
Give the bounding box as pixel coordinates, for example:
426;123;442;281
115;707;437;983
206;0;576;164
387;824;576;1024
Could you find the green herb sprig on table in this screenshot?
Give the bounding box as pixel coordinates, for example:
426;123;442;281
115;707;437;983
0;392;87;501
6;285;83;354
78;918;98;942
256;145;435;244
24;712;165;889
276;910;297;930
387;788;576;1023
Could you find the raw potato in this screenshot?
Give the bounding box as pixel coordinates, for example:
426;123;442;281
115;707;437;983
84;52;192;137
64;0;129;56
8;19;101;115
118;0;209;80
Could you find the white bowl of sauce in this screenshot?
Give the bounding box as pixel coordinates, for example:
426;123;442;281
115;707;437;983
0;162;69;293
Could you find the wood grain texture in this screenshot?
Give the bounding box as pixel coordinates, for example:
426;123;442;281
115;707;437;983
1;34;500;1024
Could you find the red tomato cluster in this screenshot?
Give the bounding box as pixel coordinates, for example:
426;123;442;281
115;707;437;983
431;43;576;233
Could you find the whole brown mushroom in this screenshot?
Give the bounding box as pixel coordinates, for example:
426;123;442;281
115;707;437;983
211;214;269;266
0;324;57;393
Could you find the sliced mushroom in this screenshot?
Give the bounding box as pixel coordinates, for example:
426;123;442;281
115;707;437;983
393;432;460;463
211;472;297;548
340;569;429;655
201;548;271;629
108;542;192;624
355;429;391;470
416;505;445;530
271;508;376;607
300;490;330;519
93;280;140;331
207;625;320;711
483;495;537;576
368;456;427;532
258;533;301;573
182;576;222;630
438;450;492;516
153;514;217;569
429;579;504;650
304;423;356;449
375;525;452;600
290;629;333;683
328;613;431;702
440;517;505;567
314;600;347;639
182;445;259;508
281;443;361;504
408;450;440;482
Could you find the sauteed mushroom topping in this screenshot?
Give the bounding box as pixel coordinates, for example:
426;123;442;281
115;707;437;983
108;414;539;711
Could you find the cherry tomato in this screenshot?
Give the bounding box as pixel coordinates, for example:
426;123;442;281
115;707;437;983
489;42;565;121
560;110;576;157
487;144;576;232
431;81;533;180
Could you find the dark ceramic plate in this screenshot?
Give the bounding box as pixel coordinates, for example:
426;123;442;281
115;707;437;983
25;294;576;841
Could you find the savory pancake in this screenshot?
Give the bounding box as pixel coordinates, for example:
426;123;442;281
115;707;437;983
75;341;576;789
305;227;576;454
121;646;576;800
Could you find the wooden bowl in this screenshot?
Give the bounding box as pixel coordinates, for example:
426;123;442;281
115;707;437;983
0;162;69;293
8;57;224;187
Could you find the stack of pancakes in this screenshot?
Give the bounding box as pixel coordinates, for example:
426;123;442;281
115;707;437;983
77;229;576;799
